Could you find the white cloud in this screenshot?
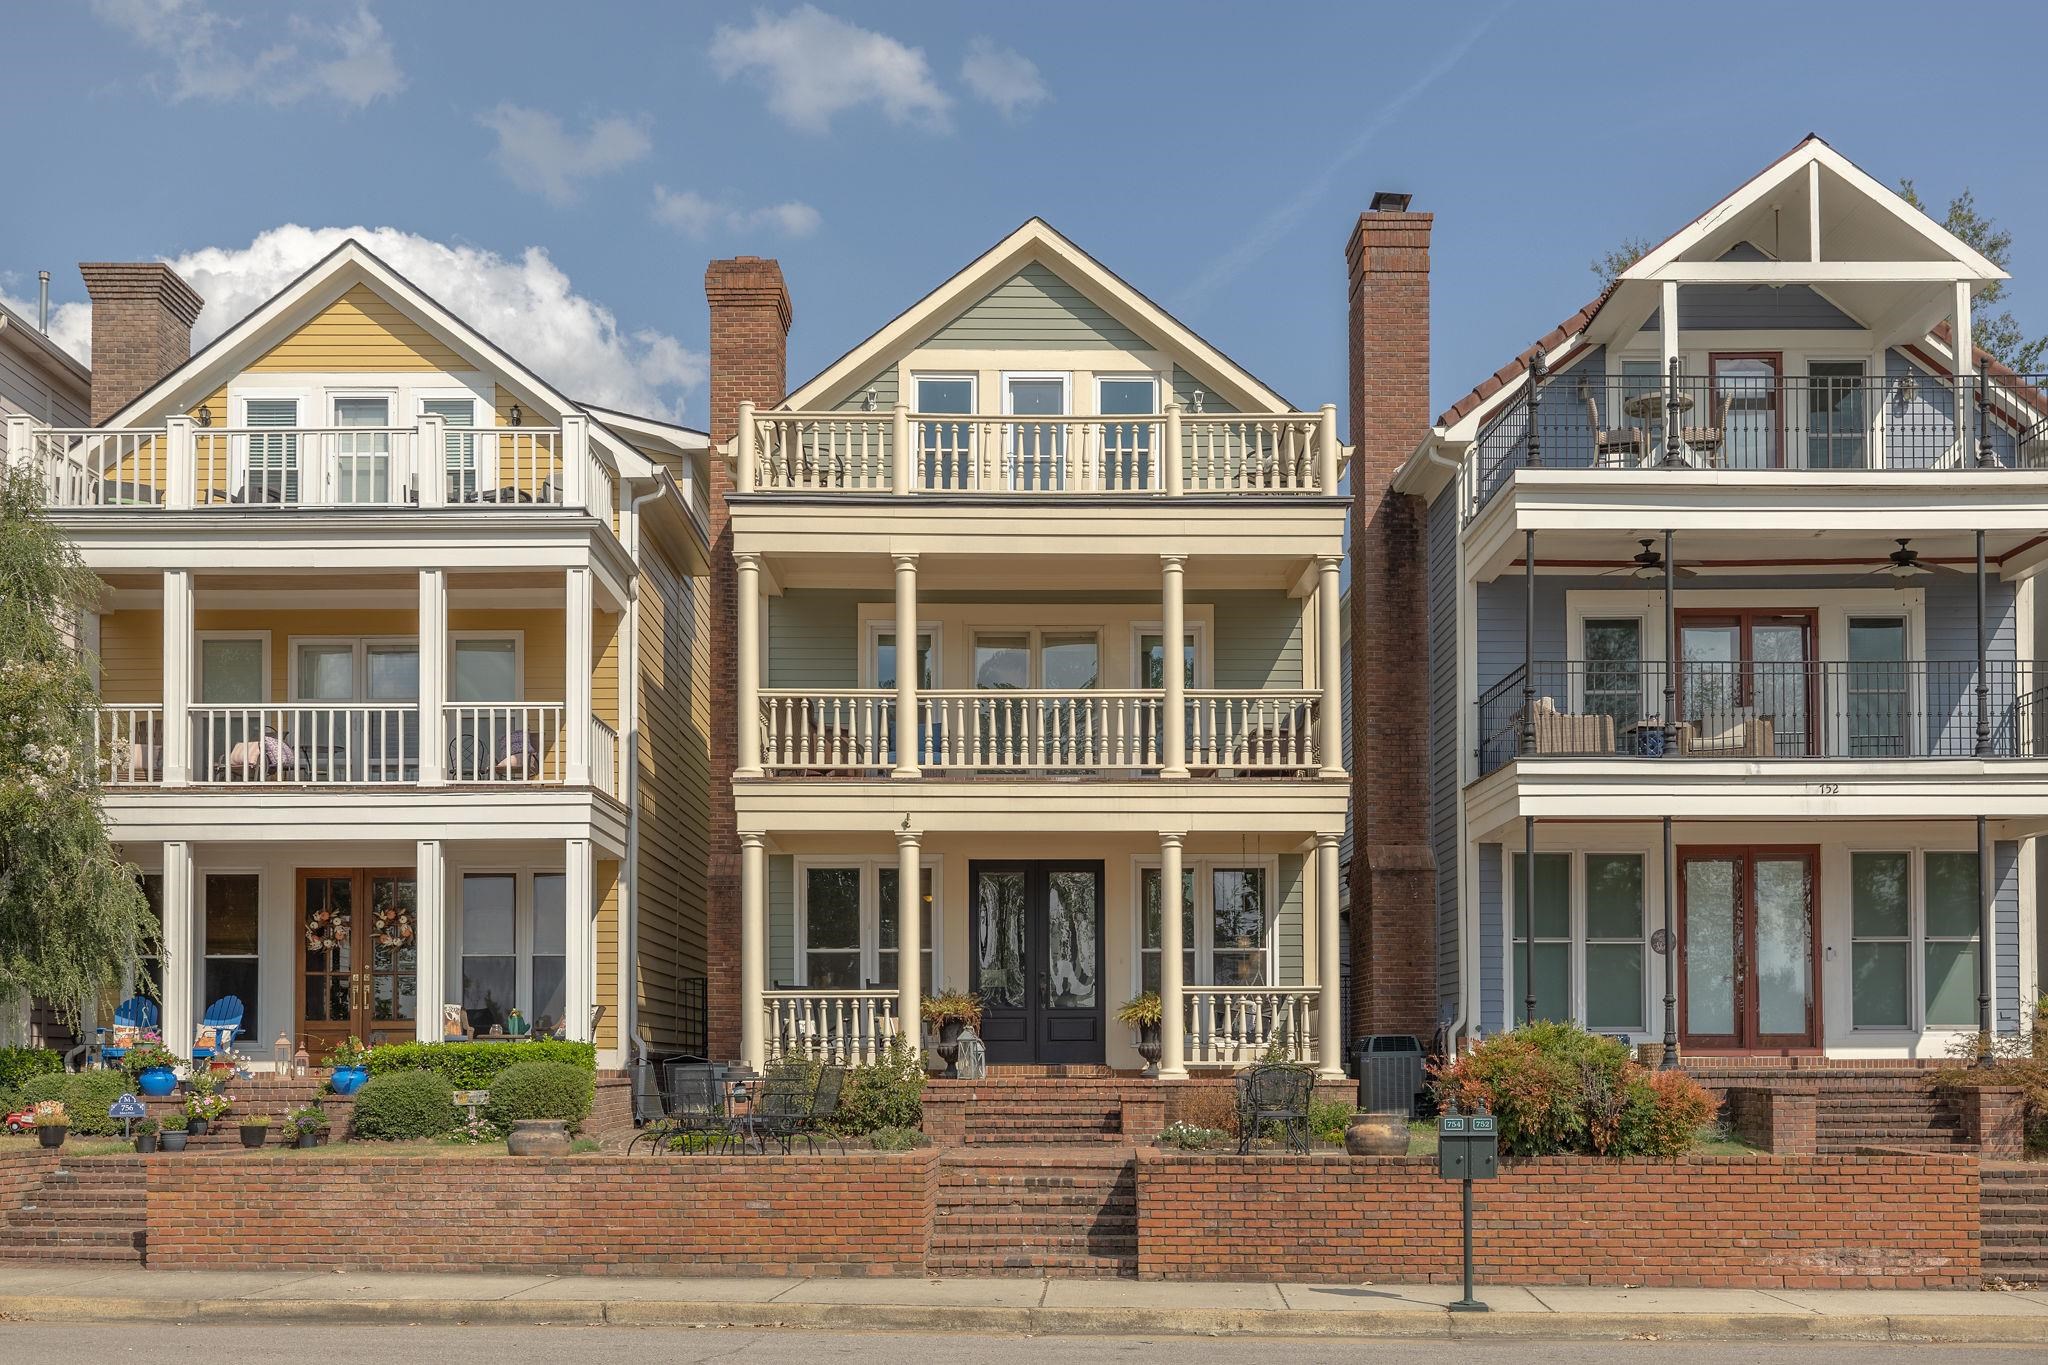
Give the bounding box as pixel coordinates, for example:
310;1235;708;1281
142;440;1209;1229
710;5;950;133
5;226;704;421
960;38;1046;120
479;104;653;205
652;187;821;238
89;0;403;108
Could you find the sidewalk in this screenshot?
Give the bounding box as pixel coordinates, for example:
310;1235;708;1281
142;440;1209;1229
0;1266;2046;1343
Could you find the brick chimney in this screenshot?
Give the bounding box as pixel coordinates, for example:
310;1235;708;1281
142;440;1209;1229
703;256;790;1062
1346;195;1438;1045
79;262;204;424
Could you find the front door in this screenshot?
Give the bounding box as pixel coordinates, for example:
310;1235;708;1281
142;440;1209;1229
297;868;418;1057
1678;847;1820;1052
970;861;1104;1065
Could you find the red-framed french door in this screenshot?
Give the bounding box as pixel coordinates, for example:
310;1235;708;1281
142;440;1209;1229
1675;608;1819;756
1676;845;1821;1053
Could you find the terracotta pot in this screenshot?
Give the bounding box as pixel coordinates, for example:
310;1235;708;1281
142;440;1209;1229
1343;1113;1407;1157
1636;1042;1667;1068
506;1119;571;1156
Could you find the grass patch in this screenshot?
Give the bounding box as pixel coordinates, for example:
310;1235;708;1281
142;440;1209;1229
1690;1124;1765;1156
0;1136;135;1157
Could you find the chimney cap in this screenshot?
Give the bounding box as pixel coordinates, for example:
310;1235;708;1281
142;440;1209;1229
1369;191;1413;214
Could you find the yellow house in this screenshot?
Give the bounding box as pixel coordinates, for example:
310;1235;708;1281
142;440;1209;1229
7;242;712;1070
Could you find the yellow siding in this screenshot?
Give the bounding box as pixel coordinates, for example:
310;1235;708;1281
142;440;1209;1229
595;858;621;1053
248;284;469;373
195;609;417;699
98;609;163;704
591;609;621;728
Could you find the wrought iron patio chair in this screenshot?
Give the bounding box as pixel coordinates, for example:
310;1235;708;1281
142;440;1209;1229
737;1061;820;1155
628;1061;732;1154
1235;1063;1315;1155
792;1064;849;1155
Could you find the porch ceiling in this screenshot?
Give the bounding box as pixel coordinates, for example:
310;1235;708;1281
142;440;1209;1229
1471;519;2044;585
762;550;1320;594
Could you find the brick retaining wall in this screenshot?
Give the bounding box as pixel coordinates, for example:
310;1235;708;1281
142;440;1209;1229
144;1152;938;1276
1137;1151;1979;1288
1725;1083;1818;1155
0;1149;62;1219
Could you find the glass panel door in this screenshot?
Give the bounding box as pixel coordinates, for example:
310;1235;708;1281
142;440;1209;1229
298;869;415;1057
915;376;974;490
1712;353;1784;470
366;873;418;1039
1847;617;1909;757
1041;633;1099;766
293;642;353;781
1753;856;1814;1043
974;634;1031;767
876;630;934;766
970;861;1105;1065
1679;611;1815;756
1679;620;1741;740
332;397;392;504
971;865;1030;1061
1041;867;1102;1063
1582;618;1644;739
200;638;265;776
1004;376;1066;491
422;398;478;502
1096;377;1157;490
1807;361;1868;469
298;871;356;1058
365;643;419;781
1750;619;1812;755
1680;847;1819;1051
1680;855;1742;1048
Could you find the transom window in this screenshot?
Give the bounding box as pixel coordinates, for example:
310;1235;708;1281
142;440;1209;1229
795;861;939;991
1137;862;1275;991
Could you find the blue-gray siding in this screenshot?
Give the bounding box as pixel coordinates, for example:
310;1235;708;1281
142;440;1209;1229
1477;844;1503;1033
1427;481;1461;1017
1640;244;1863;331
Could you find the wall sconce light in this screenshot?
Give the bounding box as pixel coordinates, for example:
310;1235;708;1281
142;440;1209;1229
1191;389;1205;414
192;404;212;427
863;387;877;412
508;404;523;427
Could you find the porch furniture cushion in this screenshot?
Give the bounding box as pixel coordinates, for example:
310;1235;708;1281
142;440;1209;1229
98;997;160;1062
443;1002;474;1042
1528;696;1617;755
1678;710;1776;757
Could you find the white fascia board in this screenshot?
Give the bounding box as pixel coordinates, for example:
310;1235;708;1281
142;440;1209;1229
1498;469;2048;539
103;789;629;855
734;778;1348;835
1649;261;1987;284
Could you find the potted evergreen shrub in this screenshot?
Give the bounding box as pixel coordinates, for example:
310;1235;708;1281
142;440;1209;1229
287;1105;328;1148
133;1117;161;1155
920;990;982;1079
31;1100;67;1149
160;1113;189;1152
1116;992;1166;1072
238;1115;272;1149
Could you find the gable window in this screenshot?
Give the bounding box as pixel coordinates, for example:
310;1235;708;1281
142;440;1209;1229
331;396;393;504
421;398;478;502
242;398;300;504
1850;849;1983;1030
795;861;941;990
1096;376;1158;490
915;375;975;490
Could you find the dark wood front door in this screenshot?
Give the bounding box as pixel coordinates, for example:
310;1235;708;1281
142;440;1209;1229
969;861;1105;1065
1677;846;1821;1053
296;868;418;1058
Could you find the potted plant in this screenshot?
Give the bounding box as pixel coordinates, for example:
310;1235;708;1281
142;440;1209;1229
133;1117;161;1155
327;1037;370;1095
1116;992;1166;1073
920;990;983;1079
185;1086;230;1135
238;1115;272;1149
160;1113;190;1152
31;1100;67;1149
287;1105;329;1149
124;1035;180;1097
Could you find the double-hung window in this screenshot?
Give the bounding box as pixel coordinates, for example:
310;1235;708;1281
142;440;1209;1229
1137;862;1274;990
459;871;569;1036
796;862;938;991
1850;850;1983;1031
1581;618;1645;740
1509;851;1648;1032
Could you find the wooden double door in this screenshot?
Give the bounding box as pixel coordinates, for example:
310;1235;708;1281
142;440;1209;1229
1677;846;1820;1052
296;869;418;1057
969;861;1105;1065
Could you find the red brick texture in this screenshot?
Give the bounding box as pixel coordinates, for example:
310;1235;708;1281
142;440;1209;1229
703;257;790;1062
144;1153;935;1276
79;262;204;424
1957;1086;2026;1161
1345;210;1437;1043
0;1149;63;1219
1725;1083;1818;1156
1137;1151;1980;1288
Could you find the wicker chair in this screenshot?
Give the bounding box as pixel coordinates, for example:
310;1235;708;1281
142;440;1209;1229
1677;709;1776;757
1581;380;1649;468
1528;696;1617;755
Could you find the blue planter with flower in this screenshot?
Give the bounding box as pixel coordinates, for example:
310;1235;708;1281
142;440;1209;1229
330;1065;368;1095
136;1066;178;1097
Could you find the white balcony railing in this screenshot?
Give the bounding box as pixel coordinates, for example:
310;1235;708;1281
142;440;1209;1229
1183;987;1319;1067
918;690;1162;770
1188;691;1321;772
190;705;418;783
96;705;164;785
738;405;1341;496
759;690;894;771
445;704;566;783
765;989;903;1065
591;714;620;799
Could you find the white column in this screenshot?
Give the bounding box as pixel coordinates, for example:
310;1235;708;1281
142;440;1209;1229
736;553;764;777
739;831;768;1072
417;569;447;784
896;828;922;1046
892;553;920;778
1158;831;1188;1079
560;413;590;508
161;841;195;1059
1316;555;1345;778
1660;280;1679;376
2;414;34;475
417;414;446;508
891;405;913;495
1315;832;1345;1079
1163;404;1183;496
163;415;194;510
161;569;193;784
565;567;592;785
1955;280;1978;464
564;837;593;1042
1316;403;1340;494
1160;555;1189;778
413;840;446;1043
735;401;757;494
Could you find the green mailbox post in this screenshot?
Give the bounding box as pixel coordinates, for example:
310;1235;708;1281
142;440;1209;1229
1437;1105;1499;1312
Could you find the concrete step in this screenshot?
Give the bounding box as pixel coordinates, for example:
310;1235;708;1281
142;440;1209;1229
925;1250;1137;1278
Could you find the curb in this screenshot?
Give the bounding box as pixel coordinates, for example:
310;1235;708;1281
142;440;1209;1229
2;1294;2046;1343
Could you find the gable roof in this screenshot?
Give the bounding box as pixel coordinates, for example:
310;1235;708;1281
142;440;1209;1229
784;218;1298;413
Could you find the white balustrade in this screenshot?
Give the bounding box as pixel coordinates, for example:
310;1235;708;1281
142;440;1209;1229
96;705;164;784
764;990;903;1065
758;690;895;772
1183;414;1324;492
752;413;895;491
918;690;1161;769
187;428;420;507
590;714;620;798
1188;691;1321;772
1183;987;1319;1066
190;705;418;783
444;704;566;783
31;429;170;507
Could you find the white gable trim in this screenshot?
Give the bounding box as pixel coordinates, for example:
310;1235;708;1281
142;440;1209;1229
783;219;1295;413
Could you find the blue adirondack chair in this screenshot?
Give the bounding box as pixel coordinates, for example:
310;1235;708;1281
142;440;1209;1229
97;996;160;1064
190;996;245;1061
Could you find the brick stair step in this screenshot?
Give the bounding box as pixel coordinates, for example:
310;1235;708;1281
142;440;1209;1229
925;1255;1135;1278
10;1207;145;1226
0;1244;143;1264
0;1226;144;1251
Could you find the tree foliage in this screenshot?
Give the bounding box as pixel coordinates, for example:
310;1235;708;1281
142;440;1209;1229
1589;236;1652;287
0;466;155;1024
1899;180;2044;373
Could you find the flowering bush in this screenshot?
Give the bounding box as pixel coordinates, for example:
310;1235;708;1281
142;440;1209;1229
1159;1120;1225;1150
441;1114;506;1146
1433;1021;1713;1159
186;1091;232;1122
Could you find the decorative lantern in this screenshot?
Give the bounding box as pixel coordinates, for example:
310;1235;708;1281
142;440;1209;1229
273;1032;293;1073
292;1046;310;1079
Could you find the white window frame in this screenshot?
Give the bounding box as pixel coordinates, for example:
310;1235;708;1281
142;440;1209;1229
860;620;945;690
447;631;528;701
194;631;273;703
230;391;308;502
793;857;944;991
1000;370;1071;491
969;626;1104;690
287;636;422;701
1844;843;1984;1036
1504;849;1653;1039
325;389;401;505
1128;620;1212;689
1094;373;1161;415
451;866;570;1035
1130;854;1282;993
912;372;978;414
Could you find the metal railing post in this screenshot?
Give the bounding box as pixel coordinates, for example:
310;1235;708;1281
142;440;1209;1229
1525;353;1545;469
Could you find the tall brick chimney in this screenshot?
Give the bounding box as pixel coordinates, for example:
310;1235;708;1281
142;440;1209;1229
79;262;204;424
703;256;790;1062
1346;195;1438;1045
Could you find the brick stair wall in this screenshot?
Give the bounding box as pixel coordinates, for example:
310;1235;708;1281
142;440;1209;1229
1982;1164;2048;1283
929;1148;1137;1278
1697;1067;1970;1155
0;1156;146;1264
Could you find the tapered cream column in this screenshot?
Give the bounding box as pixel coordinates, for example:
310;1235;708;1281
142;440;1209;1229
564;838;593;1041
161;569;193;784
892;554;920;777
1315;832;1345;1078
895;828;922;1045
736;554;764;777
565;568;593;785
1316;555;1345;778
417;569;447;784
413;840;445;1043
1157;832;1188;1079
161;842;194;1058
1160;556;1188;778
739;831;768;1071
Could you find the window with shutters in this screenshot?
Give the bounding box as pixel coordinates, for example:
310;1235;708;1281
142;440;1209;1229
421;398;478;502
242;398;299;504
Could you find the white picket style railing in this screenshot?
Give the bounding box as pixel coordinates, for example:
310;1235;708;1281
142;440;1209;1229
1188;691;1320;772
189;705;417;784
917;690;1162;770
444;704;566;783
96;705;164;784
1183;987;1319;1067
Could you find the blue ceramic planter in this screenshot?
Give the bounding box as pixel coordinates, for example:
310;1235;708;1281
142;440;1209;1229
330;1065;368;1096
137;1066;178;1097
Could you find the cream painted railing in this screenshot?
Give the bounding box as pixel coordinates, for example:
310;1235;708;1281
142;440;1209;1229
190;705;418;783
765;990;903;1064
189;428;421;506
759;690;895;771
445;704;566;783
1183;987;1319;1066
739;403;1341;495
96;705;164;785
1188;691;1320;772
590;715;620;798
918;690;1162;770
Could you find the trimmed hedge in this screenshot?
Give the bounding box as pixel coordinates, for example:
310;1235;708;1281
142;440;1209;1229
485;1061;594;1131
15;1071;131;1135
365;1040;595;1088
349;1068;457;1140
0;1047;61;1098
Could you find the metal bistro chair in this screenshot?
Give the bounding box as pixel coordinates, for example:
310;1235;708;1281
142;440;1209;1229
630;1061;733;1154
1235;1063;1315;1155
795;1064;849;1155
739;1061;827;1155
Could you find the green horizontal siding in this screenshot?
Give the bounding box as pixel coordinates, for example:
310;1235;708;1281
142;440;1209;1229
1276;854;1304;987
1200;592;1302;688
926;263;1146;351
766;591;862;689
769;854;795;987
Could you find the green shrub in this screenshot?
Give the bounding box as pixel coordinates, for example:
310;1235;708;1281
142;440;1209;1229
365;1040;594;1087
15;1071;130;1135
484;1061;594;1131
1309;1097;1354;1146
349;1069;456;1140
1160;1121;1225;1150
0;1047;60;1096
865;1125;923;1151
830;1037;926;1136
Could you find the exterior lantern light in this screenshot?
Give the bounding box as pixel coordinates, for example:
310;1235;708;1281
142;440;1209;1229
508;404;523;427
272;1032;293;1073
192;403;212;427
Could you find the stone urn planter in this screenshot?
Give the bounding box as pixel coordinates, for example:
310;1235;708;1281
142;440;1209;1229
934;1020;966;1079
1343;1112;1407;1156
506;1119;571;1156
37;1125;67;1150
1135;1021;1163;1073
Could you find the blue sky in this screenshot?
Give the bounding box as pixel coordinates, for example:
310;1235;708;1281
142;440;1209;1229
7;1;2045;427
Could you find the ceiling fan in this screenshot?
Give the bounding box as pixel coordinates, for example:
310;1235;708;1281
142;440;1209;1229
1865;538;1962;579
1602;539;1698;580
